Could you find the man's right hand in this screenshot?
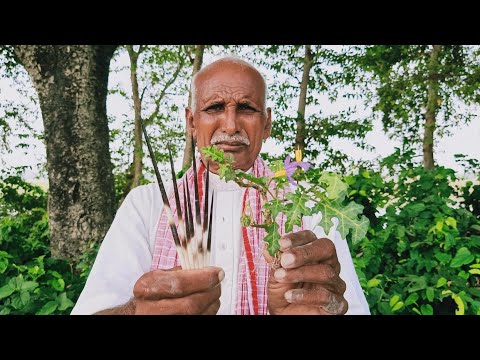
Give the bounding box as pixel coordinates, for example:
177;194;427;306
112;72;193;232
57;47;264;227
95;266;224;315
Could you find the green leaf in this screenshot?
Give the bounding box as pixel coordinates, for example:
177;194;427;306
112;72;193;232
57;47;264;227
367;278;381;288
470;264;480;269
444;232;456;251
36;301;58;315
218;164;236;182
435;252;451;264
445;217;457;229
403;275;427;293
450;247;475;268
405;292;419;305
392;301;404;312
426;287;435;302
452;294;465;315
389;295;399;307
14;274;24;291
284;192;310;233
420;304;433;315
238;171;268;188
263;199;287;222
319;172;348;201
314;199;369;245
20;281;38;292
51;271;62;279
412;307;422;315
57;292;74;311
471;224;480;232
0;251;12;258
50;278;65;292
408;203;426;214
469;269;480;275
0;308;11;315
0;284;15;299
0;258;8;274
11;294;24;310
263;223;281;256
436;277;447;288
20;291;30;306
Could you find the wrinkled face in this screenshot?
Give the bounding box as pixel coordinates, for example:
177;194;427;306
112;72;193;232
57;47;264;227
186;62;272;172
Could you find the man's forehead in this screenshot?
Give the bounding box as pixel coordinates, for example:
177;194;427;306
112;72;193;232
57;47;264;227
199;85;256;101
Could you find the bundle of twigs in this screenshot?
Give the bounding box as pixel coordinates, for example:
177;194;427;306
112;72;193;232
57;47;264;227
142;122;213;269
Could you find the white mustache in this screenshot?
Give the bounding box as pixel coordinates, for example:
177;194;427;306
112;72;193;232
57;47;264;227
210;133;250;146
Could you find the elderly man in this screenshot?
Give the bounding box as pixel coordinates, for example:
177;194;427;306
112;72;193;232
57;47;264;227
71;57;370;315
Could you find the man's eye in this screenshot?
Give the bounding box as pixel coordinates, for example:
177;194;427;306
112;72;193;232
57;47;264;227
238;103;256;112
205;104;224;112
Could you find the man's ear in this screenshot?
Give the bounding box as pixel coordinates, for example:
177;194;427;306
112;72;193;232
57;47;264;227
263;107;272;140
185;107;196;138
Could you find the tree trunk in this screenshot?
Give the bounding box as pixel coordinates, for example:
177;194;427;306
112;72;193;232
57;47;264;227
295;45;313;152
13;45;117;262
123;45;144;197
182;45;205;169
423;45;442;171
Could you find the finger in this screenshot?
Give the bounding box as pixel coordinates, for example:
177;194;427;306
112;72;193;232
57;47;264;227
134;266;224;300
284;288;349;315
273;264;347;293
176;285;221;314
278;230;317;251
135;285;221;315
280;237;338;269
201;299;221;315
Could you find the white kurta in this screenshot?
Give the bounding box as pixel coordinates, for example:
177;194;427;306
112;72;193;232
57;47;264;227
71;173;370;315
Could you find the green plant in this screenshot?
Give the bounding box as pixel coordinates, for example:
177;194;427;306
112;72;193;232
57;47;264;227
201;146;369;263
350;166;480;315
0;175;99;315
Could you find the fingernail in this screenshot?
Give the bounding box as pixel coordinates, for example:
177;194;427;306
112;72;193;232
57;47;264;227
218;269;225;282
279;237;291;249
274;268;286;280
281;253;295;267
284;290;294;303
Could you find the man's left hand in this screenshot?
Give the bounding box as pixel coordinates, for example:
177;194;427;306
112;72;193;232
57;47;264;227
266;230;348;315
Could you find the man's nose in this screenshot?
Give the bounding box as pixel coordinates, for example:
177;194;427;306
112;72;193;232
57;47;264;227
220;106;241;135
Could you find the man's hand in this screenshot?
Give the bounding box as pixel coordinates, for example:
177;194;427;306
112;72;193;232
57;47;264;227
95;266;224;315
265;230;348;315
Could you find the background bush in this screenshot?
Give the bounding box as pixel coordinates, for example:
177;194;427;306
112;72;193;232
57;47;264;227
347;160;480;315
0;174;98;315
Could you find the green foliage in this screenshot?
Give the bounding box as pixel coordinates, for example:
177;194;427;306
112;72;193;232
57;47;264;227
109;45;191;201
0;175;99;315
202;145;369;256
350;164;480;315
346;45;480;148
254;45;372;171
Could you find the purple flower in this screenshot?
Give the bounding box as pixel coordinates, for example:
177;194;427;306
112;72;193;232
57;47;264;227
274;155;311;186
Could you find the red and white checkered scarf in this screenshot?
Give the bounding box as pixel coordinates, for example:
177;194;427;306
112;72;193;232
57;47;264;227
150;156;300;315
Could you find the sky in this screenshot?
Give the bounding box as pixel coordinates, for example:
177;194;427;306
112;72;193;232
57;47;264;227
1;46;479;184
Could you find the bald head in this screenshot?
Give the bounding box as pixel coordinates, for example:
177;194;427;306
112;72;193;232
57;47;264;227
185;56;272;172
190;57;268;112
